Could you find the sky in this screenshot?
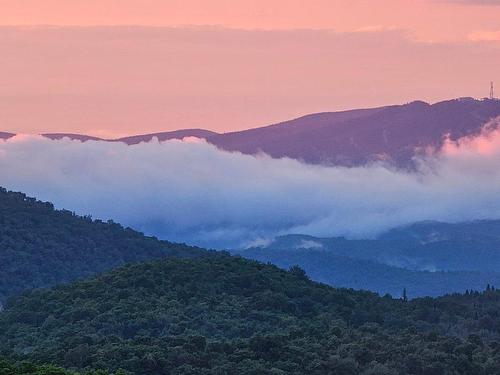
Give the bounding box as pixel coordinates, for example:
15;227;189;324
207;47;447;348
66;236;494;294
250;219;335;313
0;0;499;137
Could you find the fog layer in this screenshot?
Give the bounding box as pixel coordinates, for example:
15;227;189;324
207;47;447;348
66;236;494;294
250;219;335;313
1;123;500;248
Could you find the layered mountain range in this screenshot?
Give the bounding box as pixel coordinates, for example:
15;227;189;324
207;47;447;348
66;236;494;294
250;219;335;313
236;220;500;298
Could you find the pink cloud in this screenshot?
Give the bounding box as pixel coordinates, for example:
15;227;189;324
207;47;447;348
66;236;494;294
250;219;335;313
442;118;500;157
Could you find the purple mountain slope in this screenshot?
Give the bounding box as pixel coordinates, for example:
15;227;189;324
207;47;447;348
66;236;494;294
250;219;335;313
208;98;500;166
0;132;15;140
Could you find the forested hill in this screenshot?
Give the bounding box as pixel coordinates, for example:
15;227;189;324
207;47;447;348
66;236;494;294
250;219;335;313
2;254;500;374
0;188;204;303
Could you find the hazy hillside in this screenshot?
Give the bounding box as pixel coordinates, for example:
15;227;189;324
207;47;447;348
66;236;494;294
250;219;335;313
238;247;500;298
3;254;500;374
0;188;203;303
256;220;500;272
380;220;500;244
235;219;500;297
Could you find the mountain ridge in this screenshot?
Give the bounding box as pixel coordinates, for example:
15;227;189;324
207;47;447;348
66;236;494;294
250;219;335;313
245;219;500;273
235;219;500;297
4;97;500;167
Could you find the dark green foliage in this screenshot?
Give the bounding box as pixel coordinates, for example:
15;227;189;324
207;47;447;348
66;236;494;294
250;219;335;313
0;357;124;374
0;357;78;374
4;255;500;374
0;188;203;303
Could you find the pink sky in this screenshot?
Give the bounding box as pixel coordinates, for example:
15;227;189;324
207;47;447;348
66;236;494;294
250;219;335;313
1;0;499;137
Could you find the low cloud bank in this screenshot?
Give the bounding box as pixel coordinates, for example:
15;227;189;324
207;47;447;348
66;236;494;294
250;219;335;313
1;122;500;248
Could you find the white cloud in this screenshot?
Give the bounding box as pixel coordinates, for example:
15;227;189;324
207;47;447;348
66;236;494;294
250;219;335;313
1;121;500;249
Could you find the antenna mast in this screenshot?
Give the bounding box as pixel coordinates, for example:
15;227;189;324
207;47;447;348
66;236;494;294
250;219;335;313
491;81;495;99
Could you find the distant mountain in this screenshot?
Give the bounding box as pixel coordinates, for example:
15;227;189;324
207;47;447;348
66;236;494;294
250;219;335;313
0;188;203;303
116;128;218;145
4;98;500;166
380;219;500;244
235;219;500;297
237;247;500;298
209;98;500;166
42;133;104;142
252;220;500;272
40;129;217;144
0;132;14;140
209;107;384;164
